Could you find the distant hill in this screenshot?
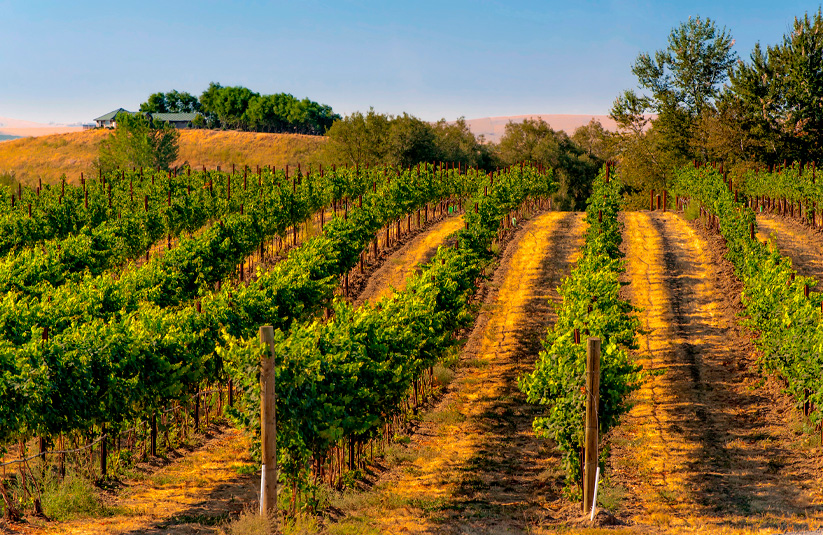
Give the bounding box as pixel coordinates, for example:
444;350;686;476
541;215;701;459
0;129;327;186
0;134;21;142
0;116;84;138
465;114;620;143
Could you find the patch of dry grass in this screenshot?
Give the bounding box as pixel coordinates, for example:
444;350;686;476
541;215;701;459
0;129;326;186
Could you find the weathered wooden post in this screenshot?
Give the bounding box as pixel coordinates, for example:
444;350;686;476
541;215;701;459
259;326;278;525
583;337;601;516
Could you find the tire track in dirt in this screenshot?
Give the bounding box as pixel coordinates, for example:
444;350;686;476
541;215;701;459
332;211;586;534
354;215;464;307
756;214;823;283
612;211;823;534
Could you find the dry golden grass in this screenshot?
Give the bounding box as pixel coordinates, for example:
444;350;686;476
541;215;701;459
0;129;327;186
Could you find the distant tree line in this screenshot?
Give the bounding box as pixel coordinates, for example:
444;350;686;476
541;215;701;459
323;110;602;210
139;88;606;209
602;9;823;206
139;83;340;135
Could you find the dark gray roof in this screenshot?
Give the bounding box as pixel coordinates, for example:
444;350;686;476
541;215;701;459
94;108;134;121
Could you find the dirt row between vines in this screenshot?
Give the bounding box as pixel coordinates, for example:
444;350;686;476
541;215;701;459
755;213;823;283
327;210;587;534
10;215;468;535
610;211;823;534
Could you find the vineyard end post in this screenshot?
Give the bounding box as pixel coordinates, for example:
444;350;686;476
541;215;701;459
583;337;601;515
259;326;278;525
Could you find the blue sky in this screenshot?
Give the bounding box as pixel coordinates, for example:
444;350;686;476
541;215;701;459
0;0;816;124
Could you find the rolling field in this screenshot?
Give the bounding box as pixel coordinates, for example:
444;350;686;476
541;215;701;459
0;129;326;186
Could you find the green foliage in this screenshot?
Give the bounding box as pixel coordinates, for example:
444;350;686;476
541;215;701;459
323;109;391;167
323;111;489;170
220;164;556;488
97;112;179;174
386;113;438;168
140;90;201;113
496;118;601;209
672;164;823;433
519;165;643;488
632;16;737;117
40;473;121;521
197;82;339;135
432;118;494;169
610;16;737;195
727;9;823;163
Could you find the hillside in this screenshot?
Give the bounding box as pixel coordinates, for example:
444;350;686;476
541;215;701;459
0;129;327;186
463;113;647;143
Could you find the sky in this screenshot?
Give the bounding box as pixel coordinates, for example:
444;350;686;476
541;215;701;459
0;0;817;124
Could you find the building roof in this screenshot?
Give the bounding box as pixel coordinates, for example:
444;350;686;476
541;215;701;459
148;112;199;122
94;108;134;122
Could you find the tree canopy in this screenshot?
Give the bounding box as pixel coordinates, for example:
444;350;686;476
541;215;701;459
97;112;179;174
139;90;201;114
497;119;602;209
138;83;339;135
323;110;490;169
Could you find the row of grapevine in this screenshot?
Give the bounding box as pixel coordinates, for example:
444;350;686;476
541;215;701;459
519;165;643;491
0;165;377;297
672;164;823;433
0;163;495;448
738;162;822;222
217;164;557;498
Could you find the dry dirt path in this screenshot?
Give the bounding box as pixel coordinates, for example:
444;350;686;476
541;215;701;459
354;215;464;306
16;427;256;535
755;214;823;283
331;211;586;534
610;211;823;534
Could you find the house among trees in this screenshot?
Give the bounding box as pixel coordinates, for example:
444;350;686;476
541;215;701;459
94;109;200;129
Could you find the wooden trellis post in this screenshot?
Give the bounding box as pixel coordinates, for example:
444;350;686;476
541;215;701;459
259;326;278;527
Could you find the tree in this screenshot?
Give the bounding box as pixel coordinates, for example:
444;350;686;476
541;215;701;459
140;90;201;114
323;109;391;167
432;118;492;169
613;17;737;163
386;113;437;168
199;83;259;130
634;17;736;117
727;9;823;163
97;112;179;173
497;119;600;209
571;119;617;161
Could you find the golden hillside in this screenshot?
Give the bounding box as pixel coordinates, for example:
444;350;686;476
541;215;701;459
0;129;327;186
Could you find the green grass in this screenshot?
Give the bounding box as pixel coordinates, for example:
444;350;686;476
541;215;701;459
41;474;127;521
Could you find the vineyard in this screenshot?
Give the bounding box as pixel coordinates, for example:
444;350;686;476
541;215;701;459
1;160;823;535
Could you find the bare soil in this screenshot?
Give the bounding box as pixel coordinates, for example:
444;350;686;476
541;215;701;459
755;214;823;283
354;215;464;306
610;211;823;534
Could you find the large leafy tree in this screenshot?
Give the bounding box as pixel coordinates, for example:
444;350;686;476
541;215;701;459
386;113;437;168
497;118;600;209
324;109;391;167
140;90;201;114
199;83;259;130
612;17;736;160
97;112;179;173
610;16;737;195
632;16;737;117
431;118;491;169
728;9;823;163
